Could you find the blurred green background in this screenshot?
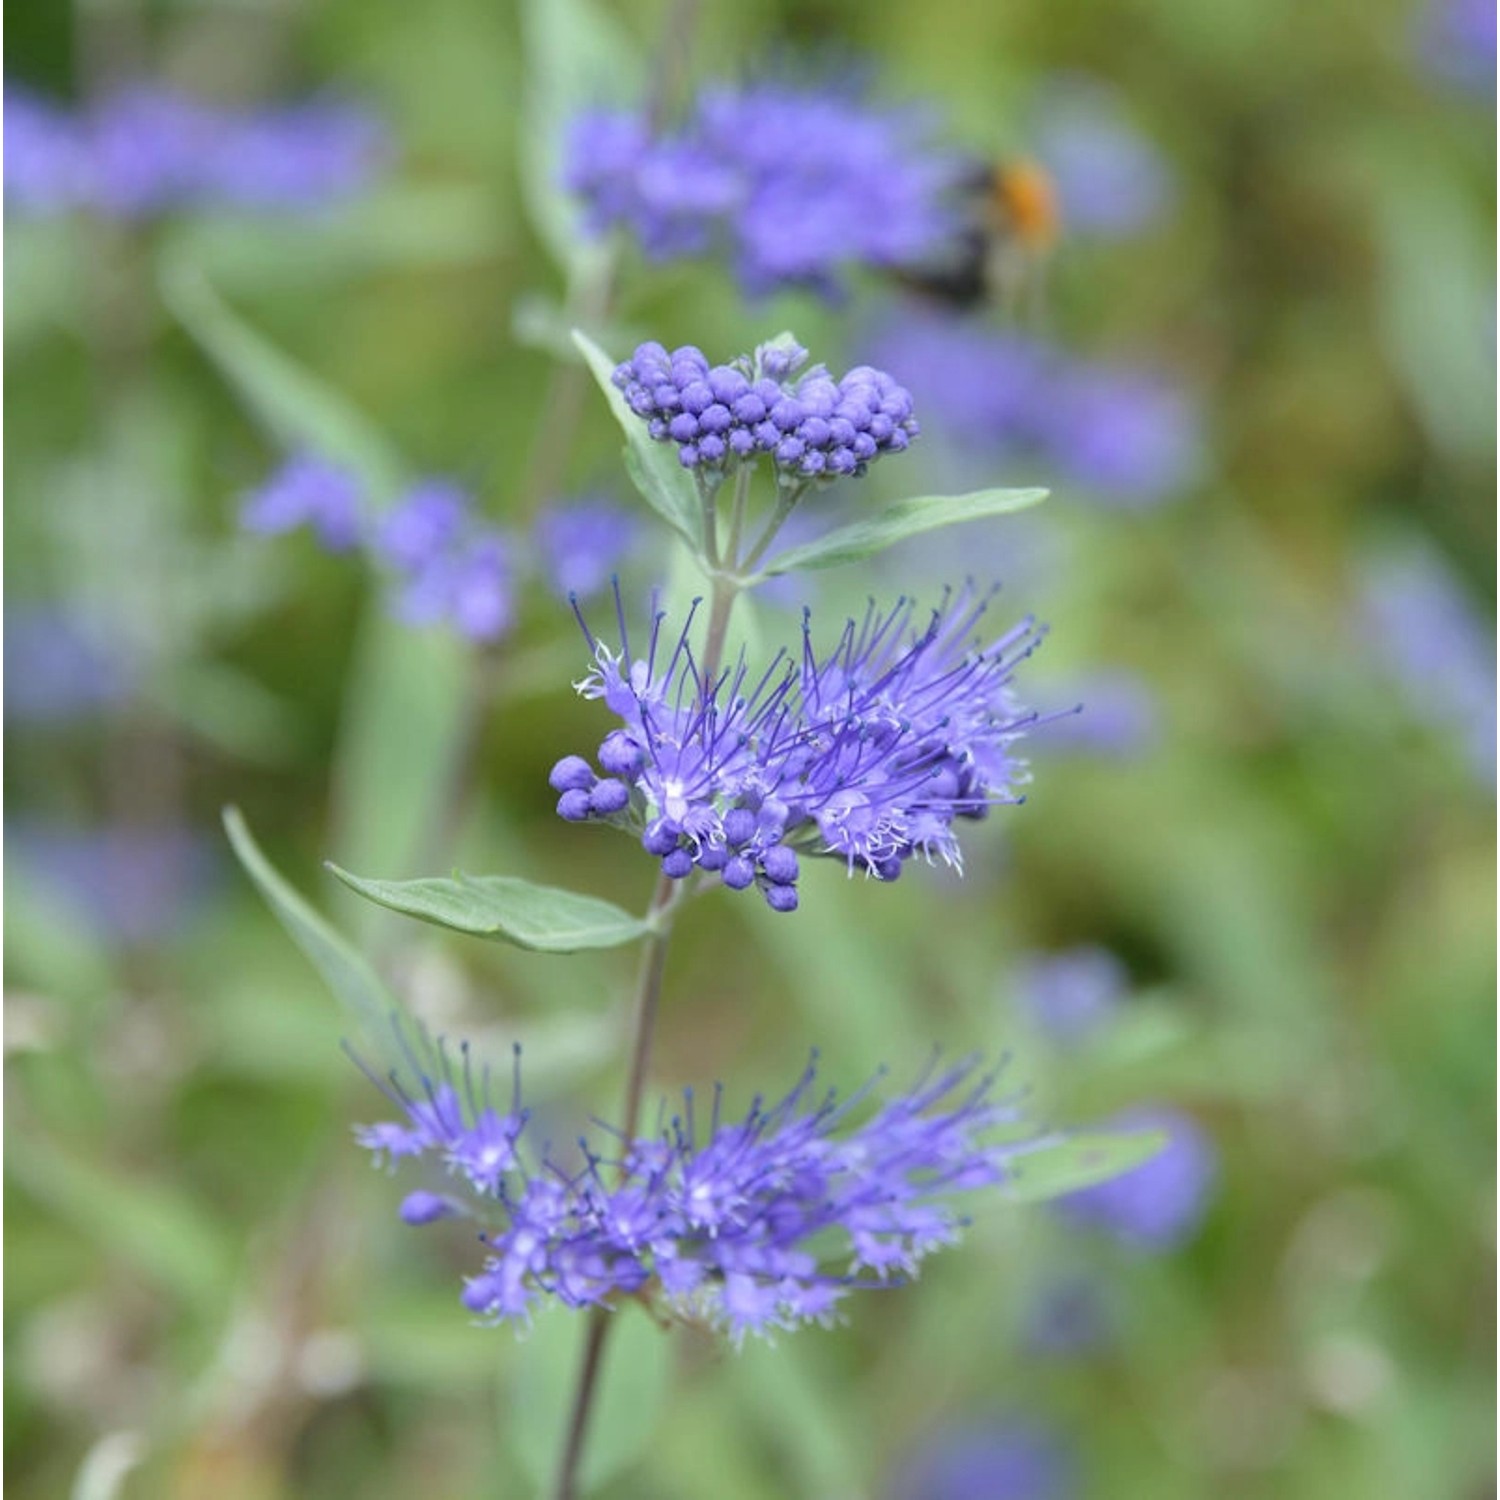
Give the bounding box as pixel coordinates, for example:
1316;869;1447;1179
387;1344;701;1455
5;2;1495;1498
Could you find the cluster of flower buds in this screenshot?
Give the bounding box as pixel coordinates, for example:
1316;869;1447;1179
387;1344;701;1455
611;338;919;480
550;745;805;913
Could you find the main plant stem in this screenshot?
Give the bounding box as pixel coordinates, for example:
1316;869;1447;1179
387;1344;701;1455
551;868;676;1500
552;563;738;1500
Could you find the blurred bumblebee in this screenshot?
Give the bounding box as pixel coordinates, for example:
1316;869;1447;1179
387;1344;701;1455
898;156;1061;313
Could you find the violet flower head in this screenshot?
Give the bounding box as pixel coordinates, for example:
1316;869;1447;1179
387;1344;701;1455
4;85;91;214
550;586;1041;909
1013;945;1129;1046
379;481;515;645
5;606;137;723
202;100;386;209
356;1032;1042;1342
565;81;969;298
1358;544;1497;788
1057;1107;1216;1252
533;497;641;601
1042;362;1200;507
1418;0;1497;96
8;820;217;946
888;1416;1076;1500
1023;1274;1113;1359
1032;80;1175;238
611;337;919;479
4;82;384;219
240;452;364;552
862;312;1046;457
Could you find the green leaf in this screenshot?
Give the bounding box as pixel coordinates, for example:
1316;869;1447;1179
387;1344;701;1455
158;252;405;498
756;487;1048;577
327;610;473;941
1001;1128;1166;1203
222;807;409;1079
325;866;651;953
573;329;703;547
506;1305;672;1496
518;0;642;275
1374;158;1496;465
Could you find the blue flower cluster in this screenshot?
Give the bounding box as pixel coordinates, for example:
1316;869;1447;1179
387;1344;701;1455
1031;78;1175;239
551;587;1039;910
565;81;967;298
1057;1107;1216;1252
357;1033;1037;1342
5;606;137;725
1013;945;1129;1046
8;819;216;946
240;451;363;552
1418;0;1497;96
889;1416;1076;1500
1358;543;1497;789
376;482;515;644
864;311;1199;508
613;337;919;479
240;456;641;644
5;83;384;219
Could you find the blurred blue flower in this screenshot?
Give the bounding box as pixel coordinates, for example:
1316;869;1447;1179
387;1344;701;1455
533;496;641;601
862;311;1046;456
4;82;385;218
1023;1274;1114;1359
1418;0;1497;96
359;1033;1046;1341
4;85;91;213
566;81;968;298
1013;945;1129;1045
379;482;516;644
5;606;137;724
240;452;364;552
862;310;1200;506
1032;79;1175;237
374;479;469;571
888;1416;1076;1500
1041;362;1201;507
8;820;217;945
198;100;386;209
1058;1107;1216;1251
1031;671;1160;757
1359;543;1496;788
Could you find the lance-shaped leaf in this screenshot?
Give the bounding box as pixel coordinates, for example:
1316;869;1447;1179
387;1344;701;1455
222;807;414;1083
574;328;703;548
327;865;651;953
754;487;1048;578
1000;1127;1166;1203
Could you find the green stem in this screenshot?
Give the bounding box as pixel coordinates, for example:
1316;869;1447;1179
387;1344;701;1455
722;462;753;573
551;869;678;1500
552;457;743;1500
739;481;807;575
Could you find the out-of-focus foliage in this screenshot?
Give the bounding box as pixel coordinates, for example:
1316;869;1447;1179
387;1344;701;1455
5;1;1493;1498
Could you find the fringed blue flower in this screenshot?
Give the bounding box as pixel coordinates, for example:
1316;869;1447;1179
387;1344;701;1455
550;586;1042;908
355;1029;1042;1343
